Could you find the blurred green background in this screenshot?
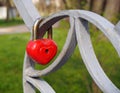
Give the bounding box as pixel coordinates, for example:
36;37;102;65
0;0;120;93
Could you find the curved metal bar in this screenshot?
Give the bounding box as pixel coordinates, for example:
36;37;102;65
23;81;35;93
25;76;56;93
23;53;36;93
38;10;120;56
13;0;40;30
26;17;77;77
75;18;120;93
115;21;120;35
26;10;120;77
13;0;120;92
25;10;120;92
75;10;120;56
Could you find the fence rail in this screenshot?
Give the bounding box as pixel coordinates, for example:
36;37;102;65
13;0;120;93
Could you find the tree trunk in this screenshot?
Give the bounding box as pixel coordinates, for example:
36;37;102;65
37;0;48;15
65;0;81;9
85;0;93;10
62;0;68;9
91;0;105;14
6;0;11;21
53;0;65;11
104;0;120;22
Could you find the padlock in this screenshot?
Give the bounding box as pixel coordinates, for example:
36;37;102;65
26;18;58;65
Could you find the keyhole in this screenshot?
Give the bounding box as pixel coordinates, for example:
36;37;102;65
45;49;49;54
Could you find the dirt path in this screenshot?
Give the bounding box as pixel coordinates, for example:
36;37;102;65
0;22;60;35
0;24;29;35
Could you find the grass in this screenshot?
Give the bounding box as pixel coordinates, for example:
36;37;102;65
0;18;24;27
0;20;120;93
0;33;29;93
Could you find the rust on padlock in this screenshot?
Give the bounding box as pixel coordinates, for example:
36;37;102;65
47;27;52;39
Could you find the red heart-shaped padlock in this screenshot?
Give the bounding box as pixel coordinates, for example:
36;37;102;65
26;39;57;65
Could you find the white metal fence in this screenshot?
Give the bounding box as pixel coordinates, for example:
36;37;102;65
13;0;120;93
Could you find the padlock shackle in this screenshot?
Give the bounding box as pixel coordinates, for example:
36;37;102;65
32;18;53;40
32;18;43;40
